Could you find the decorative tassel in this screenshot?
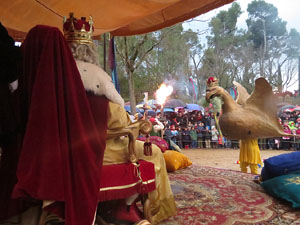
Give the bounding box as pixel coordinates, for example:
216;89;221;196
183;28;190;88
143;135;152;156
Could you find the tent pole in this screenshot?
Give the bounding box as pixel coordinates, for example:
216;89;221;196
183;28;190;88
103;33;106;72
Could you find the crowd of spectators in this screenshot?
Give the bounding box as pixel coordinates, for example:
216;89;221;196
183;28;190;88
147;108;239;150
145;107;300;151
274;109;300;150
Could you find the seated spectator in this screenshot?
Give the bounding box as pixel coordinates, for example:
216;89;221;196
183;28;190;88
176;111;185;127
181;114;189;127
176;126;183;148
182;127;191;149
204;126;211;149
196;122;205;148
188;112;197;124
291;129;298;150
163;124;172;139
211;126;219;149
169;112;178;126
189;126;198;149
150;117;164;137
274;138;280;149
231;140;239;149
266;138;274;150
296;123;300;135
218;135;223;148
202;111;211;128
196;111;203;122
282;124;291;150
288;121;296;130
170;124;178;144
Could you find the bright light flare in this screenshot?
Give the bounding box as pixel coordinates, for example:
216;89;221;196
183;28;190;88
155;83;173;106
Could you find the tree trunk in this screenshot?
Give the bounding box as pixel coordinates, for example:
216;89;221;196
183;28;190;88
103;33;106;72
278;64;282;93
128;70;137;115
298;56;300;97
260;19;267;77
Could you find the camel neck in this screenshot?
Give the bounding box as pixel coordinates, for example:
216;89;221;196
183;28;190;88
221;90;238;113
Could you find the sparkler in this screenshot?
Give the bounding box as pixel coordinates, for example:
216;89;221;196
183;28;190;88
155;83;173;118
143;92;149;118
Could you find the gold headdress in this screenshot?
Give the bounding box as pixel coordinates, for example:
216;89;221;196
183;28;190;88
63;12;93;44
207;77;219;87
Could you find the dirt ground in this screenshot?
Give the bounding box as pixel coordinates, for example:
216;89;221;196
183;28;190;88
183;148;294;174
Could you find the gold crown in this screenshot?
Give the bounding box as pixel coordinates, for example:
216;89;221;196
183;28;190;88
63;12;93;44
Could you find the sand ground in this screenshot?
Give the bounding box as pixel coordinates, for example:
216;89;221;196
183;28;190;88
183;148;294;174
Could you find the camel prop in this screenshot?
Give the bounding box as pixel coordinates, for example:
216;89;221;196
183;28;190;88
206;78;288;140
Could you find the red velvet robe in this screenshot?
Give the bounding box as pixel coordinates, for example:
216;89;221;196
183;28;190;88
12;25;108;225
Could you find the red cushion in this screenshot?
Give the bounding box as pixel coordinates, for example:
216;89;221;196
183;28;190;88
98;160;156;201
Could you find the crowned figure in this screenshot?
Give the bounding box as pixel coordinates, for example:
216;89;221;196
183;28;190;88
63;13;177;224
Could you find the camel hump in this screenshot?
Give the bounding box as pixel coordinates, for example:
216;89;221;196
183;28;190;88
245;77;282;129
233;81;250;106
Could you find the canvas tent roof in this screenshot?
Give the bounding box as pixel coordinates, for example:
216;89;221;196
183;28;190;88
0;0;233;40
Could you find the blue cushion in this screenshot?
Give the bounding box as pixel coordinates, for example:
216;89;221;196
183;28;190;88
262;152;300;181
261;173;300;208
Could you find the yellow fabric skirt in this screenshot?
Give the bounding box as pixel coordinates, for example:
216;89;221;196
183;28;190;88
103;102;177;223
239;139;262;165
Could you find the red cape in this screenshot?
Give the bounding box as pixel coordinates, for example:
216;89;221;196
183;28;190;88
13;25;108;225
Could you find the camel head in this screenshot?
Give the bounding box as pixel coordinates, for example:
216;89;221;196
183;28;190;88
205;86;224;102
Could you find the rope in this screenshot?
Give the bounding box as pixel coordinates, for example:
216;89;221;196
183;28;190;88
35;0;64;18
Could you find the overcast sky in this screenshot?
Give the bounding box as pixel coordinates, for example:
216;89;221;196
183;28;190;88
183;0;300;91
184;0;300;35
237;0;299;31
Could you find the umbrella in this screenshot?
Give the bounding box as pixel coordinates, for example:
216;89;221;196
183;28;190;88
294;107;300;111
284;108;294;113
147;110;156;117
147;99;158;108
157;108;174;113
137;99;157;109
277;102;293;108
278;105;295;115
164;99;186;108
279;105;295;113
186;104;204;111
124;105;142;114
136;104;151;109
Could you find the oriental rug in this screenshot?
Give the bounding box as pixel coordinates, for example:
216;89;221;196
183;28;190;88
159;165;300;225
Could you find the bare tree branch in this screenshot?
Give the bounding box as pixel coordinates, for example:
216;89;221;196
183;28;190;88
184;18;210;23
131;34;148;62
133;27;177;70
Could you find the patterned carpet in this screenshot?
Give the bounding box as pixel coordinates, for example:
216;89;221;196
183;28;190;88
160;165;300;225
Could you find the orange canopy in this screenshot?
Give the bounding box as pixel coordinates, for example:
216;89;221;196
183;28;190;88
0;0;233;39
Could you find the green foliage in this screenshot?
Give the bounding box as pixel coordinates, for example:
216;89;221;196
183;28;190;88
246;0;287;49
285;29;300;58
208;2;242;48
201;2;245;89
155;24;191;78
